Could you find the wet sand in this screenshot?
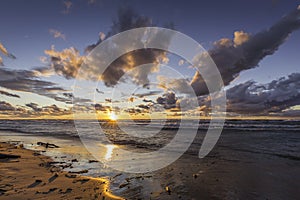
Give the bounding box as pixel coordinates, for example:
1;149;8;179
0;142;123;200
109;130;300;200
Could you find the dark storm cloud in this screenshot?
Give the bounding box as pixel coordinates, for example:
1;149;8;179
0;90;20;98
190;6;300;96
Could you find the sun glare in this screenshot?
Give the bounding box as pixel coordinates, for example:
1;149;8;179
109;112;117;121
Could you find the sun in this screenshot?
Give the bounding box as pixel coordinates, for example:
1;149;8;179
109;112;117;121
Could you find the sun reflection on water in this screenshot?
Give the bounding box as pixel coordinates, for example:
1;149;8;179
105;144;115;160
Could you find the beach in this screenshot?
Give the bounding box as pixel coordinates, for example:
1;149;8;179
0;142;123;200
0;119;300;199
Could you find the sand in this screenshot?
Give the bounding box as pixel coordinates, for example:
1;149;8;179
0;142;124;200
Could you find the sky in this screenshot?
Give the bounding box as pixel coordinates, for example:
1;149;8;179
0;0;299;119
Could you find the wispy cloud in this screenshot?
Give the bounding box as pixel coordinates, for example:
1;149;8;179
62;0;72;14
49;29;66;40
0;42;16;66
0;89;20;98
88;0;97;5
0;67;69;102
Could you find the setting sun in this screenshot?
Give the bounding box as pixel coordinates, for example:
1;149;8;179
109;112;117;121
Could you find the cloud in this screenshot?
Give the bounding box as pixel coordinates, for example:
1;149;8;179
171;73;300;117
157;75;193;95
143;98;155;103
178;59;185;66
43;46;84;79
96;88;104;94
0;42;16;66
105;98;112;103
88;0;97;5
137;104;150;110
156;92;177;109
0;101;15;111
133;90;162;98
233;31;250;46
278;109;300;117
0;67;70;102
0;89;20;98
26;102;42;112
225;73;300;116
190;6;300;96
62;1;72;14
0;101;71;118
39;8;171;88
124;107;143;115
94;103;112;112
49;29;66;40
85;7;171;87
99;32;106;41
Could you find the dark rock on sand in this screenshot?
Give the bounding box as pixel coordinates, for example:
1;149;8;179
0;153;20;159
37;142;59;148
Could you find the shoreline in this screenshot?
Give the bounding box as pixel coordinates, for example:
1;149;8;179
0;142;124;200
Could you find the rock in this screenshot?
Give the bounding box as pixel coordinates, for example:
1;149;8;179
119;182;129;189
0;153;21;159
165;186;171;195
88;160;99;163
68;169;88;174
193;173;199;179
65;174;77;178
37;142;59;148
16;144;24;149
